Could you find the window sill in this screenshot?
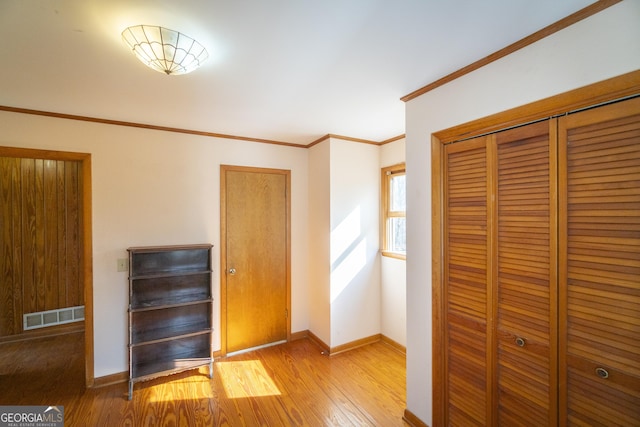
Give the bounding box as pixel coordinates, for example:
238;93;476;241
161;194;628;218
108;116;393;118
381;251;406;261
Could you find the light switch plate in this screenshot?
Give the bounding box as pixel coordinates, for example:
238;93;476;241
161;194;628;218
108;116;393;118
117;258;128;272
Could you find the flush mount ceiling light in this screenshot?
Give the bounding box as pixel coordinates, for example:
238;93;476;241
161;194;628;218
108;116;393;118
121;25;208;75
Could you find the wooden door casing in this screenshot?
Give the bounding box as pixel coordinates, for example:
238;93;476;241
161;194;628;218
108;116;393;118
0;145;93;388
220;165;291;355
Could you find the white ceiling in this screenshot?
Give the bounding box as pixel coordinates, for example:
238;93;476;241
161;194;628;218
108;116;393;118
0;0;597;146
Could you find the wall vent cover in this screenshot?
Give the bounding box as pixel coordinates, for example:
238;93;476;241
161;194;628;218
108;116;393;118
23;306;84;330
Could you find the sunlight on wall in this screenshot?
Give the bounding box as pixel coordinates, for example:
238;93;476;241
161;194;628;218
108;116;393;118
216;360;281;398
330;206;367;303
330;207;361;265
331;240;367;303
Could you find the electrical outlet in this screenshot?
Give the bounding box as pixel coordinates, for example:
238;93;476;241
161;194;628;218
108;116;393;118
117;258;128;272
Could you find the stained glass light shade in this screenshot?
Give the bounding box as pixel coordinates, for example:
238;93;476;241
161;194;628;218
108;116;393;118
121;25;208;75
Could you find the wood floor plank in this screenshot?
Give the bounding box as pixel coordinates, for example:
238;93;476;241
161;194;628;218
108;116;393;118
259;339;370;426
327;345;407;426
0;332;409;426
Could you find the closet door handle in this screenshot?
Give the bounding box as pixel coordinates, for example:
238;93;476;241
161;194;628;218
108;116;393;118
515;337;526;347
228;268;236;275
595;367;609;379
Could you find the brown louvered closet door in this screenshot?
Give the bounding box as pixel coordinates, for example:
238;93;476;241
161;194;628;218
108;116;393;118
442;122;557;426
494;121;557;426
439;95;640;426
443;136;490;426
558;97;640;426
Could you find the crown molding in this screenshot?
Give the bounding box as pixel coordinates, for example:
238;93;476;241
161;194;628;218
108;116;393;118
0;105;405;148
401;0;622;102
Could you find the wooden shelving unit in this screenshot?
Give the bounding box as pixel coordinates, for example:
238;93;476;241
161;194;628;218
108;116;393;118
127;244;213;400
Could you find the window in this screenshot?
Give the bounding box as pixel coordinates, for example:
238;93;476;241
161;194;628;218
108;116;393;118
381;163;406;259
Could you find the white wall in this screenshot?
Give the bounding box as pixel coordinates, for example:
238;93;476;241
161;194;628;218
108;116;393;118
329;138;381;347
307;142;331;344
1;110;397;377
307;137;384;349
380;138;406;346
0;112;309;379
404;2;640;425
308;137;405;349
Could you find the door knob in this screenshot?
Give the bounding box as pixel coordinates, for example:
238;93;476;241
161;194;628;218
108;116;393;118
228;268;236;275
595;367;609;379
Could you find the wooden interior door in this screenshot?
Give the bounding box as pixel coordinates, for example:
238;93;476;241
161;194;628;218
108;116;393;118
494;121;557;426
558;97;640;425
221;165;290;354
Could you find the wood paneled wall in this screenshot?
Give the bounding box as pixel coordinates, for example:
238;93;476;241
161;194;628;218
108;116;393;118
0;156;83;337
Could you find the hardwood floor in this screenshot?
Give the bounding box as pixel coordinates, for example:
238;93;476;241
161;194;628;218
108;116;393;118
0;332;408;426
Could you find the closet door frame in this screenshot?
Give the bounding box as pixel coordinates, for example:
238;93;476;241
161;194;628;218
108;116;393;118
0;146;94;388
432;70;640;425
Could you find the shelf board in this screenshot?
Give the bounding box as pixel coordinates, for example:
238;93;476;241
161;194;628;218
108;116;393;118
129;269;212;281
131;326;212;347
131;357;212;381
128;244;213;253
130;297;212;312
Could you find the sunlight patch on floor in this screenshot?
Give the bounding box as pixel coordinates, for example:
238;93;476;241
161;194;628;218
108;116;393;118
216;360;281;398
148;365;214;403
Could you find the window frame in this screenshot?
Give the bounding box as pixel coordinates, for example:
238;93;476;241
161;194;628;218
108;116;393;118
381;163;406;260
